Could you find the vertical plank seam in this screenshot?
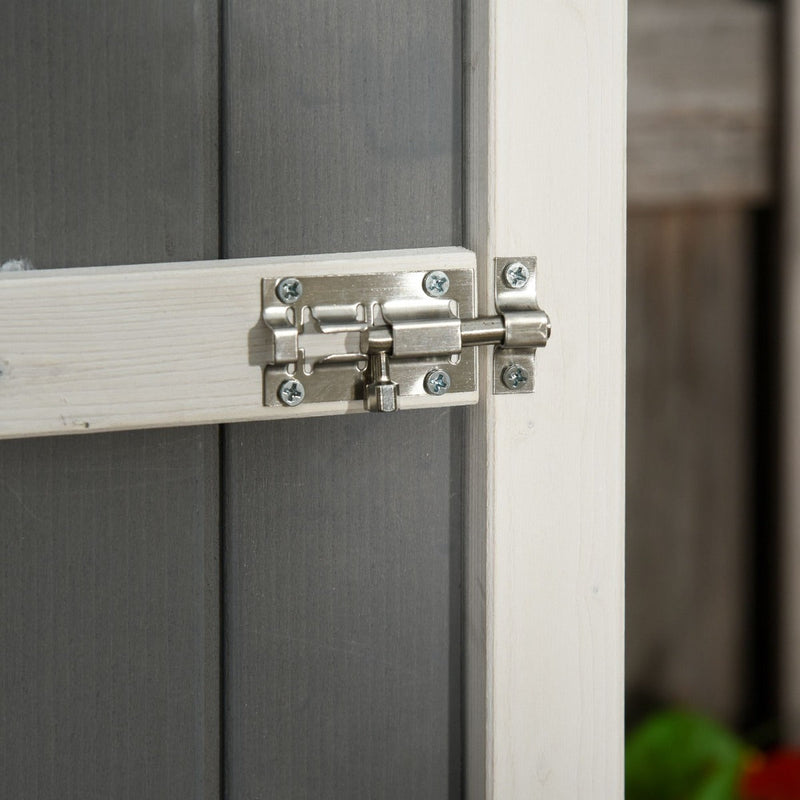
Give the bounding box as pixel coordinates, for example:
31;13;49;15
217;0;227;797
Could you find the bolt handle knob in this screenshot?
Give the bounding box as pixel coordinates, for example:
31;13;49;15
364;352;399;412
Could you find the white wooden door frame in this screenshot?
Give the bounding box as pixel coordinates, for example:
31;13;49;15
463;1;626;797
0;0;627;795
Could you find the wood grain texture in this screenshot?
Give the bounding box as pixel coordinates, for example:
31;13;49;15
0;1;220;796
0;248;477;439
626;209;751;725
223;0;461;256
222;1;464;797
0;0;218;268
223;413;463;798
464;0;626;796
628;0;774;206
781;0;800;743
0;429;220;799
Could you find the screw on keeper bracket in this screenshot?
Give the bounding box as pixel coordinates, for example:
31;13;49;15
503;261;530;290
501;364;530;391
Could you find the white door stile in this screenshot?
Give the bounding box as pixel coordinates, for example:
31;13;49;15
463;1;627;797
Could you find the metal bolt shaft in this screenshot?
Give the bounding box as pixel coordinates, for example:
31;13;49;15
460;316;507;346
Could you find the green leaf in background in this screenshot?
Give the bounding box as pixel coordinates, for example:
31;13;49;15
626;710;752;800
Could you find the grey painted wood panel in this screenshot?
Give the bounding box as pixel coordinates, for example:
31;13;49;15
223;414;463;799
0;430;220;799
0;1;220;797
0;0;219;270
222;1;463;796
222;0;461;257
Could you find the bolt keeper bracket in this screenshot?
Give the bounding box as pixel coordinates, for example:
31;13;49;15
261;256;550;412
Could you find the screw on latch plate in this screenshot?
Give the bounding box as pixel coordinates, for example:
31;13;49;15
276;277;303;304
422;270;450;297
424;368;451;396
278;378;305;406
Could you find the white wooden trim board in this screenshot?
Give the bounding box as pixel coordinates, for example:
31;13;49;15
0;247;477;439
464;0;627;796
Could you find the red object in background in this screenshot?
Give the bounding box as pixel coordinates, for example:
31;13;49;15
741;752;800;800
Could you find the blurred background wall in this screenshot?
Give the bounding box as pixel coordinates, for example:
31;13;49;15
626;0;780;737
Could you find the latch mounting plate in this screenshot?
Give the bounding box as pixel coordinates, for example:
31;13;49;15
262;267;477;408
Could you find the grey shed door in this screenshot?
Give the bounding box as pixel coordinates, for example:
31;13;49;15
0;1;463;798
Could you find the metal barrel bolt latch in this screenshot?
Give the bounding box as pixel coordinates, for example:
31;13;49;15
261;257;550;412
